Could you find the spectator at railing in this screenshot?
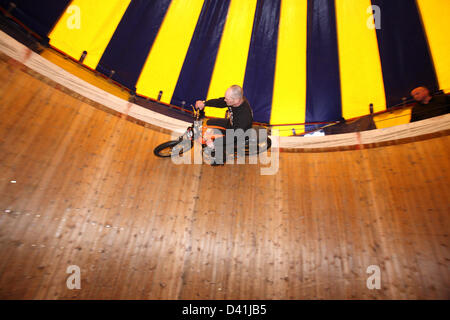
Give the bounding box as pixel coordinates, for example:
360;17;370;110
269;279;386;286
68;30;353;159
410;86;450;122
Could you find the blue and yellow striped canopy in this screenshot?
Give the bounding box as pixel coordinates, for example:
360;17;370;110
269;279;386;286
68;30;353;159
4;0;449;131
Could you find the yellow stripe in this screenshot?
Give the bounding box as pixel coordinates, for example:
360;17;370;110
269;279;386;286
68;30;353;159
417;0;450;93
48;0;131;69
374;108;412;129
204;0;257;118
335;0;386;119
270;0;307;137
135;0;204;103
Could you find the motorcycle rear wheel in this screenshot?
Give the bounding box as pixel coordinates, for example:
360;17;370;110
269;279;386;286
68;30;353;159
244;136;272;155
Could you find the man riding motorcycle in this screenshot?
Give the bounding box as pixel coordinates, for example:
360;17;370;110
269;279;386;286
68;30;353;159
195;85;253;166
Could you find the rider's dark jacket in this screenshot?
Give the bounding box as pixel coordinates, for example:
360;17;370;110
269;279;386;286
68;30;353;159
205;97;253;131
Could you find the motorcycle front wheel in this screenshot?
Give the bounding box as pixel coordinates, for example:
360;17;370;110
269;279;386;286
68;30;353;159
153;139;192;158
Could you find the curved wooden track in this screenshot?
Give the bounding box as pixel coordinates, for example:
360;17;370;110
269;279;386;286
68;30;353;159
0;35;449;300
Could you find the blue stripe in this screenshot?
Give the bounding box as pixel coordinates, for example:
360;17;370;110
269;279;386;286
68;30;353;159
0;0;71;38
96;0;172;91
243;0;281;123
371;0;438;107
305;0;342;129
170;0;231;108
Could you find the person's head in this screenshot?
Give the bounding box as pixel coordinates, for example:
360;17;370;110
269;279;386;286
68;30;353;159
411;86;431;103
224;85;244;107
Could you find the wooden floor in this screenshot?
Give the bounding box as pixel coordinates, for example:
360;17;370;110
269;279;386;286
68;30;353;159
0;57;449;300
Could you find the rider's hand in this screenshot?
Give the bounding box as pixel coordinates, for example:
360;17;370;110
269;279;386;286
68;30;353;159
195;100;205;110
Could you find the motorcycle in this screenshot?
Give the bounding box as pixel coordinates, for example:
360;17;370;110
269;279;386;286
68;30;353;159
153;106;271;163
